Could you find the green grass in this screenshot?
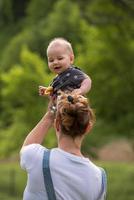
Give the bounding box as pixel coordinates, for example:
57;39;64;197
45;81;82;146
0;161;26;200
0;160;134;200
98;161;134;200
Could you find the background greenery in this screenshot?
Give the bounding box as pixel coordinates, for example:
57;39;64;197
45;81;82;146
0;0;134;199
0;0;133;157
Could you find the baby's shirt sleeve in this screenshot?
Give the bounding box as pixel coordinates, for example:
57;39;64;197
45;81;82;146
68;67;87;86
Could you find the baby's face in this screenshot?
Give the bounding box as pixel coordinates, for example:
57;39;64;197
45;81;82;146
47;43;74;74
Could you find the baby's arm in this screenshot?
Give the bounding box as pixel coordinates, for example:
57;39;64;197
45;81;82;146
74;76;92;95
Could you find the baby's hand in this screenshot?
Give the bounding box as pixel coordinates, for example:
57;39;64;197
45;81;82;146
39;86;53;96
45;86;53;95
39;86;47;96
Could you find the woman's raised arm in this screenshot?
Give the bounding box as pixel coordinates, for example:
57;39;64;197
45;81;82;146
21;100;55;148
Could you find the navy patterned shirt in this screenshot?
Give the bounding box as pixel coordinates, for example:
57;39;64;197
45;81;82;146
50;65;87;96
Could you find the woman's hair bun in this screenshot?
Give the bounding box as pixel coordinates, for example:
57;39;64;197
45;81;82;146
56;92;95;138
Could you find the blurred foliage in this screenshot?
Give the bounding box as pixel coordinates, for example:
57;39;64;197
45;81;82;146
26;0;57;24
0;0;134;157
0;47;54;156
0;0;29;26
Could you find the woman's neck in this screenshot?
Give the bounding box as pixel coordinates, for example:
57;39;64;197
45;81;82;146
58;135;83;157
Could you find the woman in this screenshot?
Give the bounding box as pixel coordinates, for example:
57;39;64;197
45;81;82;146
20;92;107;200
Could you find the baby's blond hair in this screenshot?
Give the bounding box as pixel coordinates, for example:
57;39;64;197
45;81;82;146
47;37;74;55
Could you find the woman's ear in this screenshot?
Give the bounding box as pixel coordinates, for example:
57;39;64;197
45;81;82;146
85;122;93;134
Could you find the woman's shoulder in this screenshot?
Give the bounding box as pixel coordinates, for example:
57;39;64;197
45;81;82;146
20;144;48;170
20;144;46;154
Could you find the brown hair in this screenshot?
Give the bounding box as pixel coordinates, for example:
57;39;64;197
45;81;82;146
56;92;95;138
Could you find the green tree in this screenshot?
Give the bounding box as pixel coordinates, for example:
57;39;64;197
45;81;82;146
0;46;54;157
0;0;134;157
75;1;134;138
26;0;57;24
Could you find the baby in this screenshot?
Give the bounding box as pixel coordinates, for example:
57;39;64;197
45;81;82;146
39;37;91;100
